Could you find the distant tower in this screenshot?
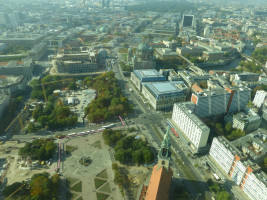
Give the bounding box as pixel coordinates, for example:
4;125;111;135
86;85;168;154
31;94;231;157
144;126;173;199
157;126;172;171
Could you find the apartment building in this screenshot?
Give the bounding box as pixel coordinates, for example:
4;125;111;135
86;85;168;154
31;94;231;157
241;171;267;200
209;136;267;200
168;102;210;153
191;86;251;118
209;137;243;174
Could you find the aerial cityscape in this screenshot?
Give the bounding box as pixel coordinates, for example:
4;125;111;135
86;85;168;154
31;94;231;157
0;0;266;199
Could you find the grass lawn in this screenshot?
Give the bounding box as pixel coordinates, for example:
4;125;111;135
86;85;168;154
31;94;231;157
76;196;83;200
96;192;109;200
96;169;108;179
91;141;101;149
66;145;78;154
94;178;106;189
70;181;82;192
66;191;79;200
66;177;79;187
99;182;111;194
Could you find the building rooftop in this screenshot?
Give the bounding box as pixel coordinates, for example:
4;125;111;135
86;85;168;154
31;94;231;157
133;69;166;82
0;58;32;68
145;164;173;200
0;75;24;88
0;94;9;104
216;136;245;159
143;82;183;99
232;129;267;163
233;108;261;123
175;102;210;130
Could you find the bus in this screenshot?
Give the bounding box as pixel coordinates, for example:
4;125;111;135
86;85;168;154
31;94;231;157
68;133;76;136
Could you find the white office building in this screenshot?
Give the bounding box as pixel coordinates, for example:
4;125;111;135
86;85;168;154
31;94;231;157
169;102;210;153
253;90;266;108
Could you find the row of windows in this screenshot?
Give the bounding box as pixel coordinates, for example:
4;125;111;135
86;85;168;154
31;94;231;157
173;106;203;148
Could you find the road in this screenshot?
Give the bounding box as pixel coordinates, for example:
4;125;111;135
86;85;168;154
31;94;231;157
111;53;212;199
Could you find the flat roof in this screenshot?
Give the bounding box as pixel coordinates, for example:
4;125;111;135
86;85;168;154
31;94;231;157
143;82;184;99
134;69;166;82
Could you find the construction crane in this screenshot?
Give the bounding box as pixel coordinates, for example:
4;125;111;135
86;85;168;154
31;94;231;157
5;108;26;133
6;183;27;200
31;78;75;102
77;37;84;45
0;142;4;153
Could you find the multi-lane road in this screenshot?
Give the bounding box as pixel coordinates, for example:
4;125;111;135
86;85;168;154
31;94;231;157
110;54;213;199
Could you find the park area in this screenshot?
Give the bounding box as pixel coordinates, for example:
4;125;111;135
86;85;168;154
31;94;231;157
60;132;122;200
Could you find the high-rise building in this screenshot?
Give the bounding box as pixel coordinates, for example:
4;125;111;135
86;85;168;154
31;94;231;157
209;136;267;200
191;86;251;118
169;102;210;153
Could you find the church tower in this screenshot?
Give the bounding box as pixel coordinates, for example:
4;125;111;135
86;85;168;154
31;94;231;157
157;126;171;171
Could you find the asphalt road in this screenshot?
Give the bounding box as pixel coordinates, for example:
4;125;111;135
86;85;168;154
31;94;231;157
112;54;212;199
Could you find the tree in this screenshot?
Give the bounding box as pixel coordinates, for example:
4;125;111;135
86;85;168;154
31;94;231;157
27;122;36;133
225;122;232;133
143;149;154;164
3;182;29;197
37;115;49;127
68;82;77;90
132;150;143;165
216;191;231;200
115;150;128;163
30;175;51;198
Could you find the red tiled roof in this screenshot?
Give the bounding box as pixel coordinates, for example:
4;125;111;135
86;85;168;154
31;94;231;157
145;164;173;200
192;83;203;93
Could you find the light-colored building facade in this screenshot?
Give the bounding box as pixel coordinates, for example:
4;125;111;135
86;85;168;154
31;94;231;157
231;109;261;133
209;136;267;200
130;69;166;91
253;90;266;108
209;137;239;174
169;102;210;153
142;82;186;111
